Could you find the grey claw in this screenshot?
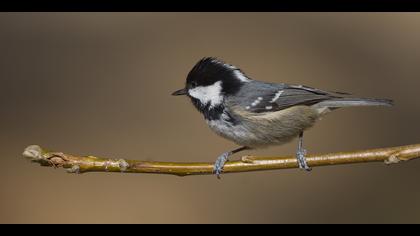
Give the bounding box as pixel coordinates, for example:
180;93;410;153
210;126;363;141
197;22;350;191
296;149;311;171
301;165;312;171
213;152;231;179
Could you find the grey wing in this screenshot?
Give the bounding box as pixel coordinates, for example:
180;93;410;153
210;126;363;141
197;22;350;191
228;81;342;113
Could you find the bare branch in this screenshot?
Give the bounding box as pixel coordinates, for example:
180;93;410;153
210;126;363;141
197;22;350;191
22;144;420;177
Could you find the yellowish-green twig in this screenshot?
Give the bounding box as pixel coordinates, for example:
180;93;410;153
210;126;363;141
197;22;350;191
22;144;420;177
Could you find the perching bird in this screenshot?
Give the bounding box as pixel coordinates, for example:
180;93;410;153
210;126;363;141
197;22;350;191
172;57;393;178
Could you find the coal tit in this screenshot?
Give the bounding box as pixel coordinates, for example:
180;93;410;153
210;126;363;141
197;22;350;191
172;57;393;178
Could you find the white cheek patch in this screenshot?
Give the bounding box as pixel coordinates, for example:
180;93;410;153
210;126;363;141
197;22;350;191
188;81;224;108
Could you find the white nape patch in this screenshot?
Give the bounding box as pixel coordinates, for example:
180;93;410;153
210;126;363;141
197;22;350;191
188;81;223;108
233;70;251;82
270;90;284;103
222;63;236;70
210;58;250;83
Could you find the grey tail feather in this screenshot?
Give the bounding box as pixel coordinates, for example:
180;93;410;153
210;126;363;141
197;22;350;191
314;98;394;108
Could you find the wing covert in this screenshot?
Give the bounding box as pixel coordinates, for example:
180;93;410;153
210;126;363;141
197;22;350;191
228;81;341;113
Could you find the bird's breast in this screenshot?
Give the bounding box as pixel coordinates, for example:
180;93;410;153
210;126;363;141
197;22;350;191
205;106;320;148
206;117;258;147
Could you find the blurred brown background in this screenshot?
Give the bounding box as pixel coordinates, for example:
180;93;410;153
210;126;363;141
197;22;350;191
1;13;420;224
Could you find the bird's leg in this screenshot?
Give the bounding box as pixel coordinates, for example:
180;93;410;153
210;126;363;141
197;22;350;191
214;146;249;179
296;132;312;171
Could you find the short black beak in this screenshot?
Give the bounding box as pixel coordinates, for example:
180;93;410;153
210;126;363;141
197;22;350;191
172;88;188;96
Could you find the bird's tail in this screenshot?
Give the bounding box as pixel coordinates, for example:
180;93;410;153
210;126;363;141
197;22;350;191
314;97;394;109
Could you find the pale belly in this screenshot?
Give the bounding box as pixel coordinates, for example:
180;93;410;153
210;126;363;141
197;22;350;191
206;106;320;148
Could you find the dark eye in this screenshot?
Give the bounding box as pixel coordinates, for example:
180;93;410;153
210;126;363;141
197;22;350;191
190;81;198;88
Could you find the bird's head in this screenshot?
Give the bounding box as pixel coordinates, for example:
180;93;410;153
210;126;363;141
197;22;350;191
172;57;251;114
